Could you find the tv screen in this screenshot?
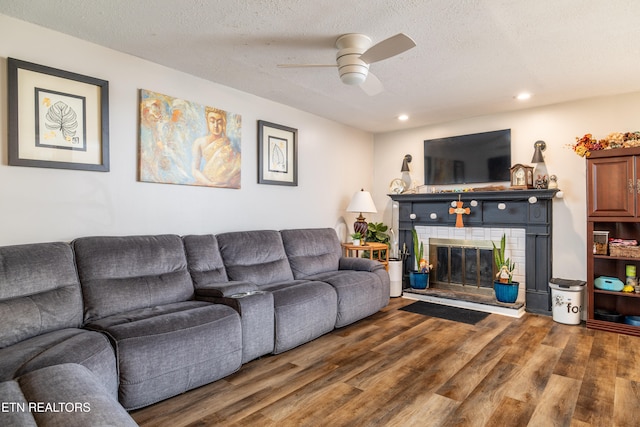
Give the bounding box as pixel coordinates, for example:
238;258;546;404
424;129;511;185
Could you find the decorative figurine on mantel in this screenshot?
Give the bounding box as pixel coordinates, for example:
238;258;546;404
498;265;512;282
531;140;549;189
509;164;534;189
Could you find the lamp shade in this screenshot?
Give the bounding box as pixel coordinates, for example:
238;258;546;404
401;154;412;172
531;140;546;163
346;189;377;214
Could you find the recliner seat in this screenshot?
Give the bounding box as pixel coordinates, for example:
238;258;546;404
0;241;118;397
216;230;338;354
73;234;243;410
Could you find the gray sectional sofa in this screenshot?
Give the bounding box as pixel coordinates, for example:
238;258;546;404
0;228;389;426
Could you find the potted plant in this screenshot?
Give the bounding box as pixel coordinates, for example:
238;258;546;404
363;222;402;296
364;222;390;258
409;228;431;289
492;233;518;303
350;231;363;246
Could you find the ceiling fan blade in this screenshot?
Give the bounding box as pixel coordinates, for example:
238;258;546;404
360;72;383;96
277;64;337;68
359;33;416;64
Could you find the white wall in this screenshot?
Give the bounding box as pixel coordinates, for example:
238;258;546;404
4;12;639;285
374;92;640;281
0;15;374;245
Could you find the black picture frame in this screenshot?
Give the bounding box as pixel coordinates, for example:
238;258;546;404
8;58;110;172
257;120;297;186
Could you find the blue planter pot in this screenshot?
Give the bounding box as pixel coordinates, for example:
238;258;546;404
410;272;429;289
494;281;518;303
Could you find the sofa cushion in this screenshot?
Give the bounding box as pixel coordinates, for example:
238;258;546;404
260;281;337;353
183;234;259;297
11;363;137;426
86;301;242;410
0;242;82;348
217;230;294;285
183;234;229;285
281;227;390;328
0;379;37;426
306;270;390;328
73;235;195;322
0;328;118;398
280;228;342;278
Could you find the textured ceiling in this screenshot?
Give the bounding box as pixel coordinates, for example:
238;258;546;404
2;0;640;133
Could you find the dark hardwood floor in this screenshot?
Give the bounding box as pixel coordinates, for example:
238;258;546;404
131;297;640;426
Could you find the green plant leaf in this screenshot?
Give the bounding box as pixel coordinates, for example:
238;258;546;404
366;222;389;244
493;233;515;281
412;227;423;269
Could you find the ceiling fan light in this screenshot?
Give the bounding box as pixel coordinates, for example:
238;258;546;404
338;64;368;85
340;72;367;85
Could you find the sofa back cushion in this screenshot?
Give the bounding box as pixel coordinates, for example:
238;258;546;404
280;228;342;278
73;235;194;323
182;234;229;287
0;242;82;348
216;230;293;286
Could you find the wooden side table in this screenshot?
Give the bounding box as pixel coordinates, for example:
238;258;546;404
341;242;389;270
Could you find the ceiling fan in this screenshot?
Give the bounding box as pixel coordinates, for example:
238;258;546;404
277;33;416;96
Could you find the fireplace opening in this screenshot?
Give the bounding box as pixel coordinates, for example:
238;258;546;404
429;238;496;295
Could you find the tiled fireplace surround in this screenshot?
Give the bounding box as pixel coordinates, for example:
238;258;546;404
390;189;558;315
415;225;526;298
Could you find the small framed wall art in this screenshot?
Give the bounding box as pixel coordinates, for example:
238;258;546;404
257;120;298;186
7;58;110;171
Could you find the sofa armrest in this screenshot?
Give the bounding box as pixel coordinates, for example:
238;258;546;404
194;285;275;363
339;257;385;272
195;281;259;298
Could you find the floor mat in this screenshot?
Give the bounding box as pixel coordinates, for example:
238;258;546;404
400;301;490;325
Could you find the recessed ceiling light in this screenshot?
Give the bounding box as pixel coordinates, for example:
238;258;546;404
398;114;409;121
515;92;531;101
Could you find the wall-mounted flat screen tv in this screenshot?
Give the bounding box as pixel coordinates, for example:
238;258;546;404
424;129;511;185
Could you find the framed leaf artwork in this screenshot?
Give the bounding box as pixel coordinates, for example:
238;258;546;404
257;120;298;186
7;58;110;171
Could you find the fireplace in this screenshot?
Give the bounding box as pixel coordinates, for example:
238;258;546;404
389;189;558;314
429;238;495;295
419;227;525;299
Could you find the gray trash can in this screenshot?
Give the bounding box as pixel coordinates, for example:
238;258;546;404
549;278;586;325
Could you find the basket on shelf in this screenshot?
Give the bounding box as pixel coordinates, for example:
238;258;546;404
609;244;640;258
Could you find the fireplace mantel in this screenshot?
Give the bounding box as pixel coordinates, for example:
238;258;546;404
389;188;558;204
389;189;559;315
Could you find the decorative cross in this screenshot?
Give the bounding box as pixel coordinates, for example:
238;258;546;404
449;195;470;228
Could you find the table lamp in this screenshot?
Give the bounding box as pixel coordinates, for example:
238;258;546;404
346;189;377;237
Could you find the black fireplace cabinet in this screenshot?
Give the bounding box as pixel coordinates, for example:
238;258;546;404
389;189;559;315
